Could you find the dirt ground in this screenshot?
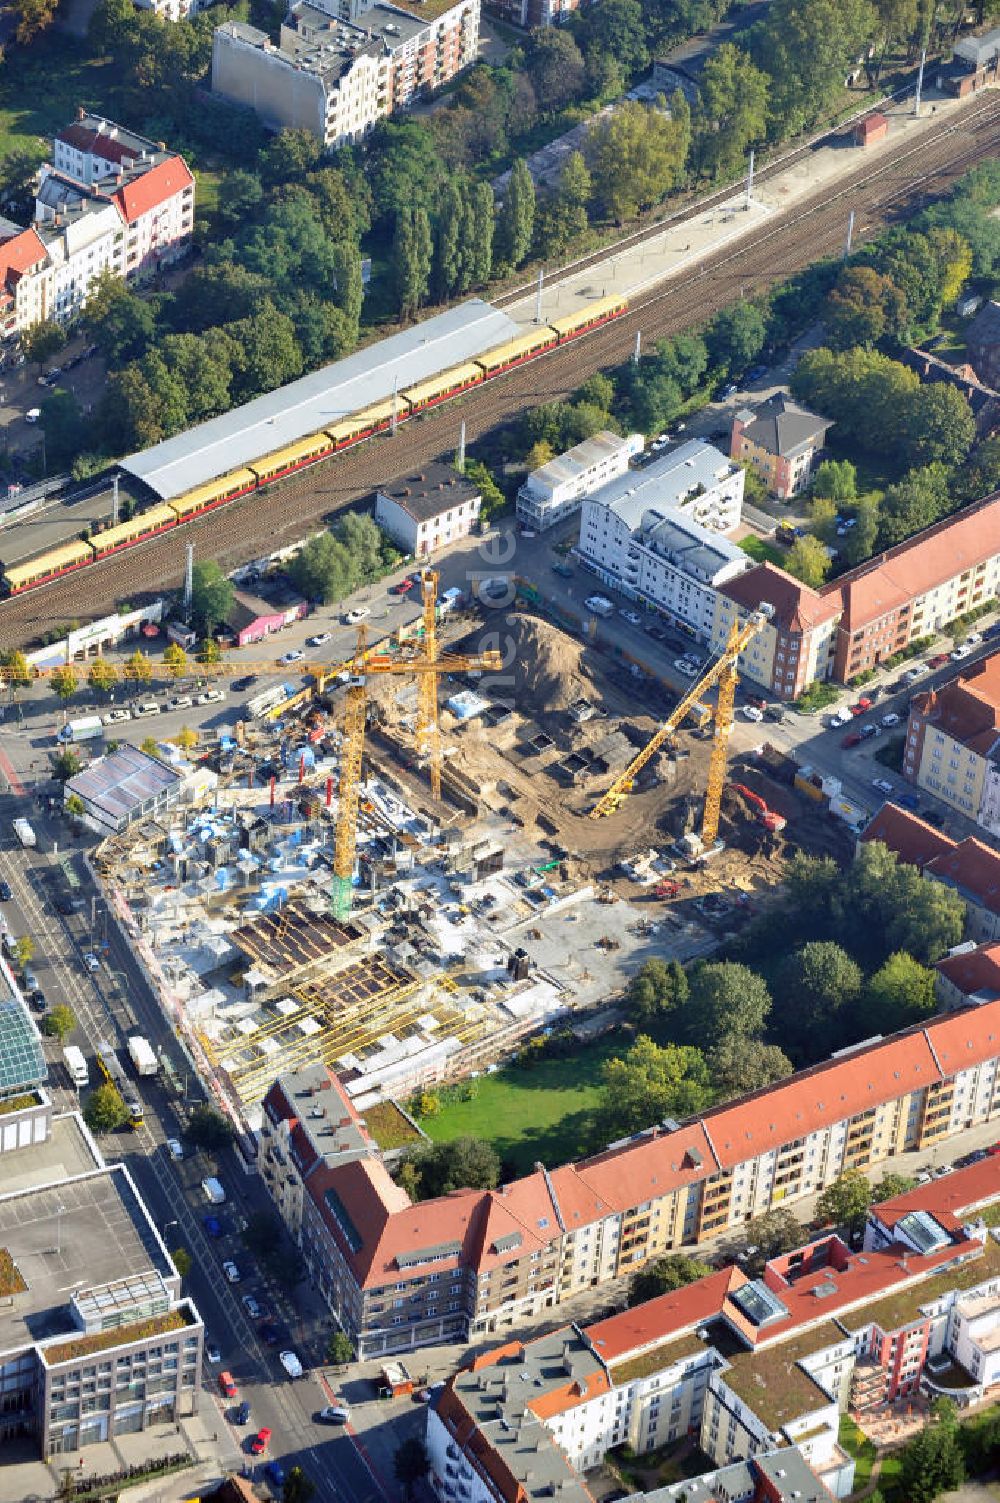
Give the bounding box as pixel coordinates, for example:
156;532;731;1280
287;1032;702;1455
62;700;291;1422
376;612;856;909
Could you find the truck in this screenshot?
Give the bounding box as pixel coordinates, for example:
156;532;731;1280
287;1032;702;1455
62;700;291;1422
127;1034;158;1077
202;1176;226;1205
63;1044;89;1088
57;716;104;745
13;819;36;849
247;683;295;719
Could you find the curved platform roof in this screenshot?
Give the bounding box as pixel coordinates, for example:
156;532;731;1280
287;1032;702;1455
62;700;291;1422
119;300;520;502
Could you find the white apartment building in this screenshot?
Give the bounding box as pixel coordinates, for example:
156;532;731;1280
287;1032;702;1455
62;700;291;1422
0;225;52;340
516;430;642;532
578;493;749;641
213;0;480;147
375;462;482;556
37;199;123;323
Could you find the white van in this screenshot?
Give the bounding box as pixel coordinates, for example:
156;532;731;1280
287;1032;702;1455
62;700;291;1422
202;1176;226;1205
63;1044;89;1088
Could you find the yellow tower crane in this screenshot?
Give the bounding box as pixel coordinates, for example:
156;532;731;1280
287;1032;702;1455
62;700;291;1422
331;569;502;920
589;604;774;851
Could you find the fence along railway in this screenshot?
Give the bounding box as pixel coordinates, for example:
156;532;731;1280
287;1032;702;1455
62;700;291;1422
0;96;997;641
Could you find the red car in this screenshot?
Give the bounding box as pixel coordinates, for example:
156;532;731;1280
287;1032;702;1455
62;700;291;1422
929;653;950;669
219;1371;238;1400
850;697;872;715
390;578;414;595
250;1427;272;1455
841;731;862;749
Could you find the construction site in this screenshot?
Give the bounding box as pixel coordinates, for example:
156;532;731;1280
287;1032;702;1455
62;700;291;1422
93;583;857;1136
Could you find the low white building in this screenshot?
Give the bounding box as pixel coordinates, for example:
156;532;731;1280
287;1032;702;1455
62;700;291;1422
516;430;642;533
578;494;749;642
375;462;482;557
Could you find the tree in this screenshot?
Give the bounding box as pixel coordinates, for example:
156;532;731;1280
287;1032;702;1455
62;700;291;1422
394;1439;429;1500
586;97;691;224
217;170;264;230
629;1254;710;1306
469;182;495;289
724;1208;804;1276
709;1036;793;1098
51;666;78;702
0;649;32;688
84;273;157;365
897;1399;965;1503
535;151;592;259
626;958;689;1034
825;264;908;349
185;1104;234;1151
162;642;188;680
65;793;86;823
774;942;862;1062
189;561;234;637
522;27;586;112
84;1083;130;1133
902;382;976;468
525;439;555;471
87;657;118;698
705;301;767;373
20;318;66;369
812;459;857;502
579;0;649;78
0;141;46;201
52;749;83;783
288;533;357;605
433;177;467;300
283;1466;317;1503
815;1168;873;1233
140;736;160;758
41;1004;76;1042
260;128;322;185
393;206;432;320
863;952;937;1032
464;459;506;522
872;1172;917;1202
171;1247;193;1278
877;464;951;549
848;841;964;965
602;1035;713;1138
695;44;768;180
123;650;153;687
497;159;535;269
750;0;877;137
400;1137;501;1200
175;726;198;752
326;1330;354;1365
785;534;832;588
198;636;221;665
686;961;772;1048
13;936;34;970
227;301;302;401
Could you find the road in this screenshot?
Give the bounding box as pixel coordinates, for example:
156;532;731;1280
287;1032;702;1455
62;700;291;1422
0;782;387;1503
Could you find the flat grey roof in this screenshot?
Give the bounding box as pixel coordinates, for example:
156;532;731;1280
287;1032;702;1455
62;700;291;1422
642;509;747;583
591;439;737;529
66;745;181;826
527;430;631;492
121;300;519;501
0;1122;170;1357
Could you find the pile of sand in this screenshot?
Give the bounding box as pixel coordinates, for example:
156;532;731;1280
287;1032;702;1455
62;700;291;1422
501;614;601;715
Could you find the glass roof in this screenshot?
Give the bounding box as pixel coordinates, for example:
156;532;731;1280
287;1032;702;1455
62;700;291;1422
0;992;46;1095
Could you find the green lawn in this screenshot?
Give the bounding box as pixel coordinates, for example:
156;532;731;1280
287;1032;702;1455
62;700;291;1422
740;535;785;566
0;35;119;158
420;1035;622;1175
839;1414;877;1492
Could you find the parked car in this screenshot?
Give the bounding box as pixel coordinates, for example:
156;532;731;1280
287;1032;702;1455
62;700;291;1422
203;1215;223;1238
279;650;304;665
343;607;371;626
841;731;862;749
242;1294;263;1320
619;609;642;626
308;632;332;647
872;778;895;796
0;882;10;902
170;695;193;711
928;653;951;669
103;708;131;724
673;659;698;677
390;578;414;594
264;1462;286;1491
205;1341;221;1365
965;632;982;646
858;723;880;740
222;1260;241;1283
219;1371;238;1400
236;1401;251;1426
551;561;574;578
880;712;900;728
25;407;41;423
82;952;100;972
896;791;920;811
951;645;973;661
197;689;226;705
317;1406;351;1424
742;706;764;722
133;702;160;718
166;1137;184;1160
279;1350;303;1378
250;1427;272;1455
232;675;258;692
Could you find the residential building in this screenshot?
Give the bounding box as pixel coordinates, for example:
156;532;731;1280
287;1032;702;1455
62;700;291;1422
903;653;1000;832
516;431;642;533
0;956;203;1456
0;224;52;341
485;0;581;26
729;394;831;499
861;803;1000;944
226;588;309;648
0;115;194;340
966;300;1000;388
900;346;1000;440
212;0;480;148
133;0;202;19
711;563;838;700
63;745;183;836
259;999;1000;1359
426;1162;1000;1503
935;942;1000;1010
375;462;482;556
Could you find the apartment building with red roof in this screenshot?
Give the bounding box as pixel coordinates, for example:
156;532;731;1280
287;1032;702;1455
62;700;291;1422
259;998;1000;1361
860;802;1000;944
425;1165;999;1503
712;489;1000;698
936;942;1000;1010
0;225;51;341
903;650;1000;837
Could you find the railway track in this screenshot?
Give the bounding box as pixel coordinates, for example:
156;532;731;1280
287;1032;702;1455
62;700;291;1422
2;94;997;648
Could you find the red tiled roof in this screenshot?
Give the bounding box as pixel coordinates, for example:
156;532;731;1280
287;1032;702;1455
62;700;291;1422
860;804;956;868
834;490;1000;634
911;653;1000;757
584;1267;745;1364
701;1029;941;1171
935;942;1000;1003
870;1155;1000;1230
112;156;193;223
529;1367;610;1421
572;1123;717;1211
719;562;837;635
924;1003;1000;1080
925;836;1000;918
436;1384;528;1503
0;227;47;287
57;122;142;164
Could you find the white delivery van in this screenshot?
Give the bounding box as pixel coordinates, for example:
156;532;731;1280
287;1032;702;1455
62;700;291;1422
202;1176;226;1205
63;1044;89;1087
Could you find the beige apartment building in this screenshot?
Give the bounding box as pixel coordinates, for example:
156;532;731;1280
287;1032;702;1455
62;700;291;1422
903;653;1000;833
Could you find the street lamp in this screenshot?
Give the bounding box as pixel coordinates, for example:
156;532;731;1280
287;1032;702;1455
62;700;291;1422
55;1202;66;1256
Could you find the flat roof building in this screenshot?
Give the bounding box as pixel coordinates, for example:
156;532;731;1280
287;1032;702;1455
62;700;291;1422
516;430;642;533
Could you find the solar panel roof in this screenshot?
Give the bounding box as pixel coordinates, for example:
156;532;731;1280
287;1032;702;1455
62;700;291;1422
0;981;46;1095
